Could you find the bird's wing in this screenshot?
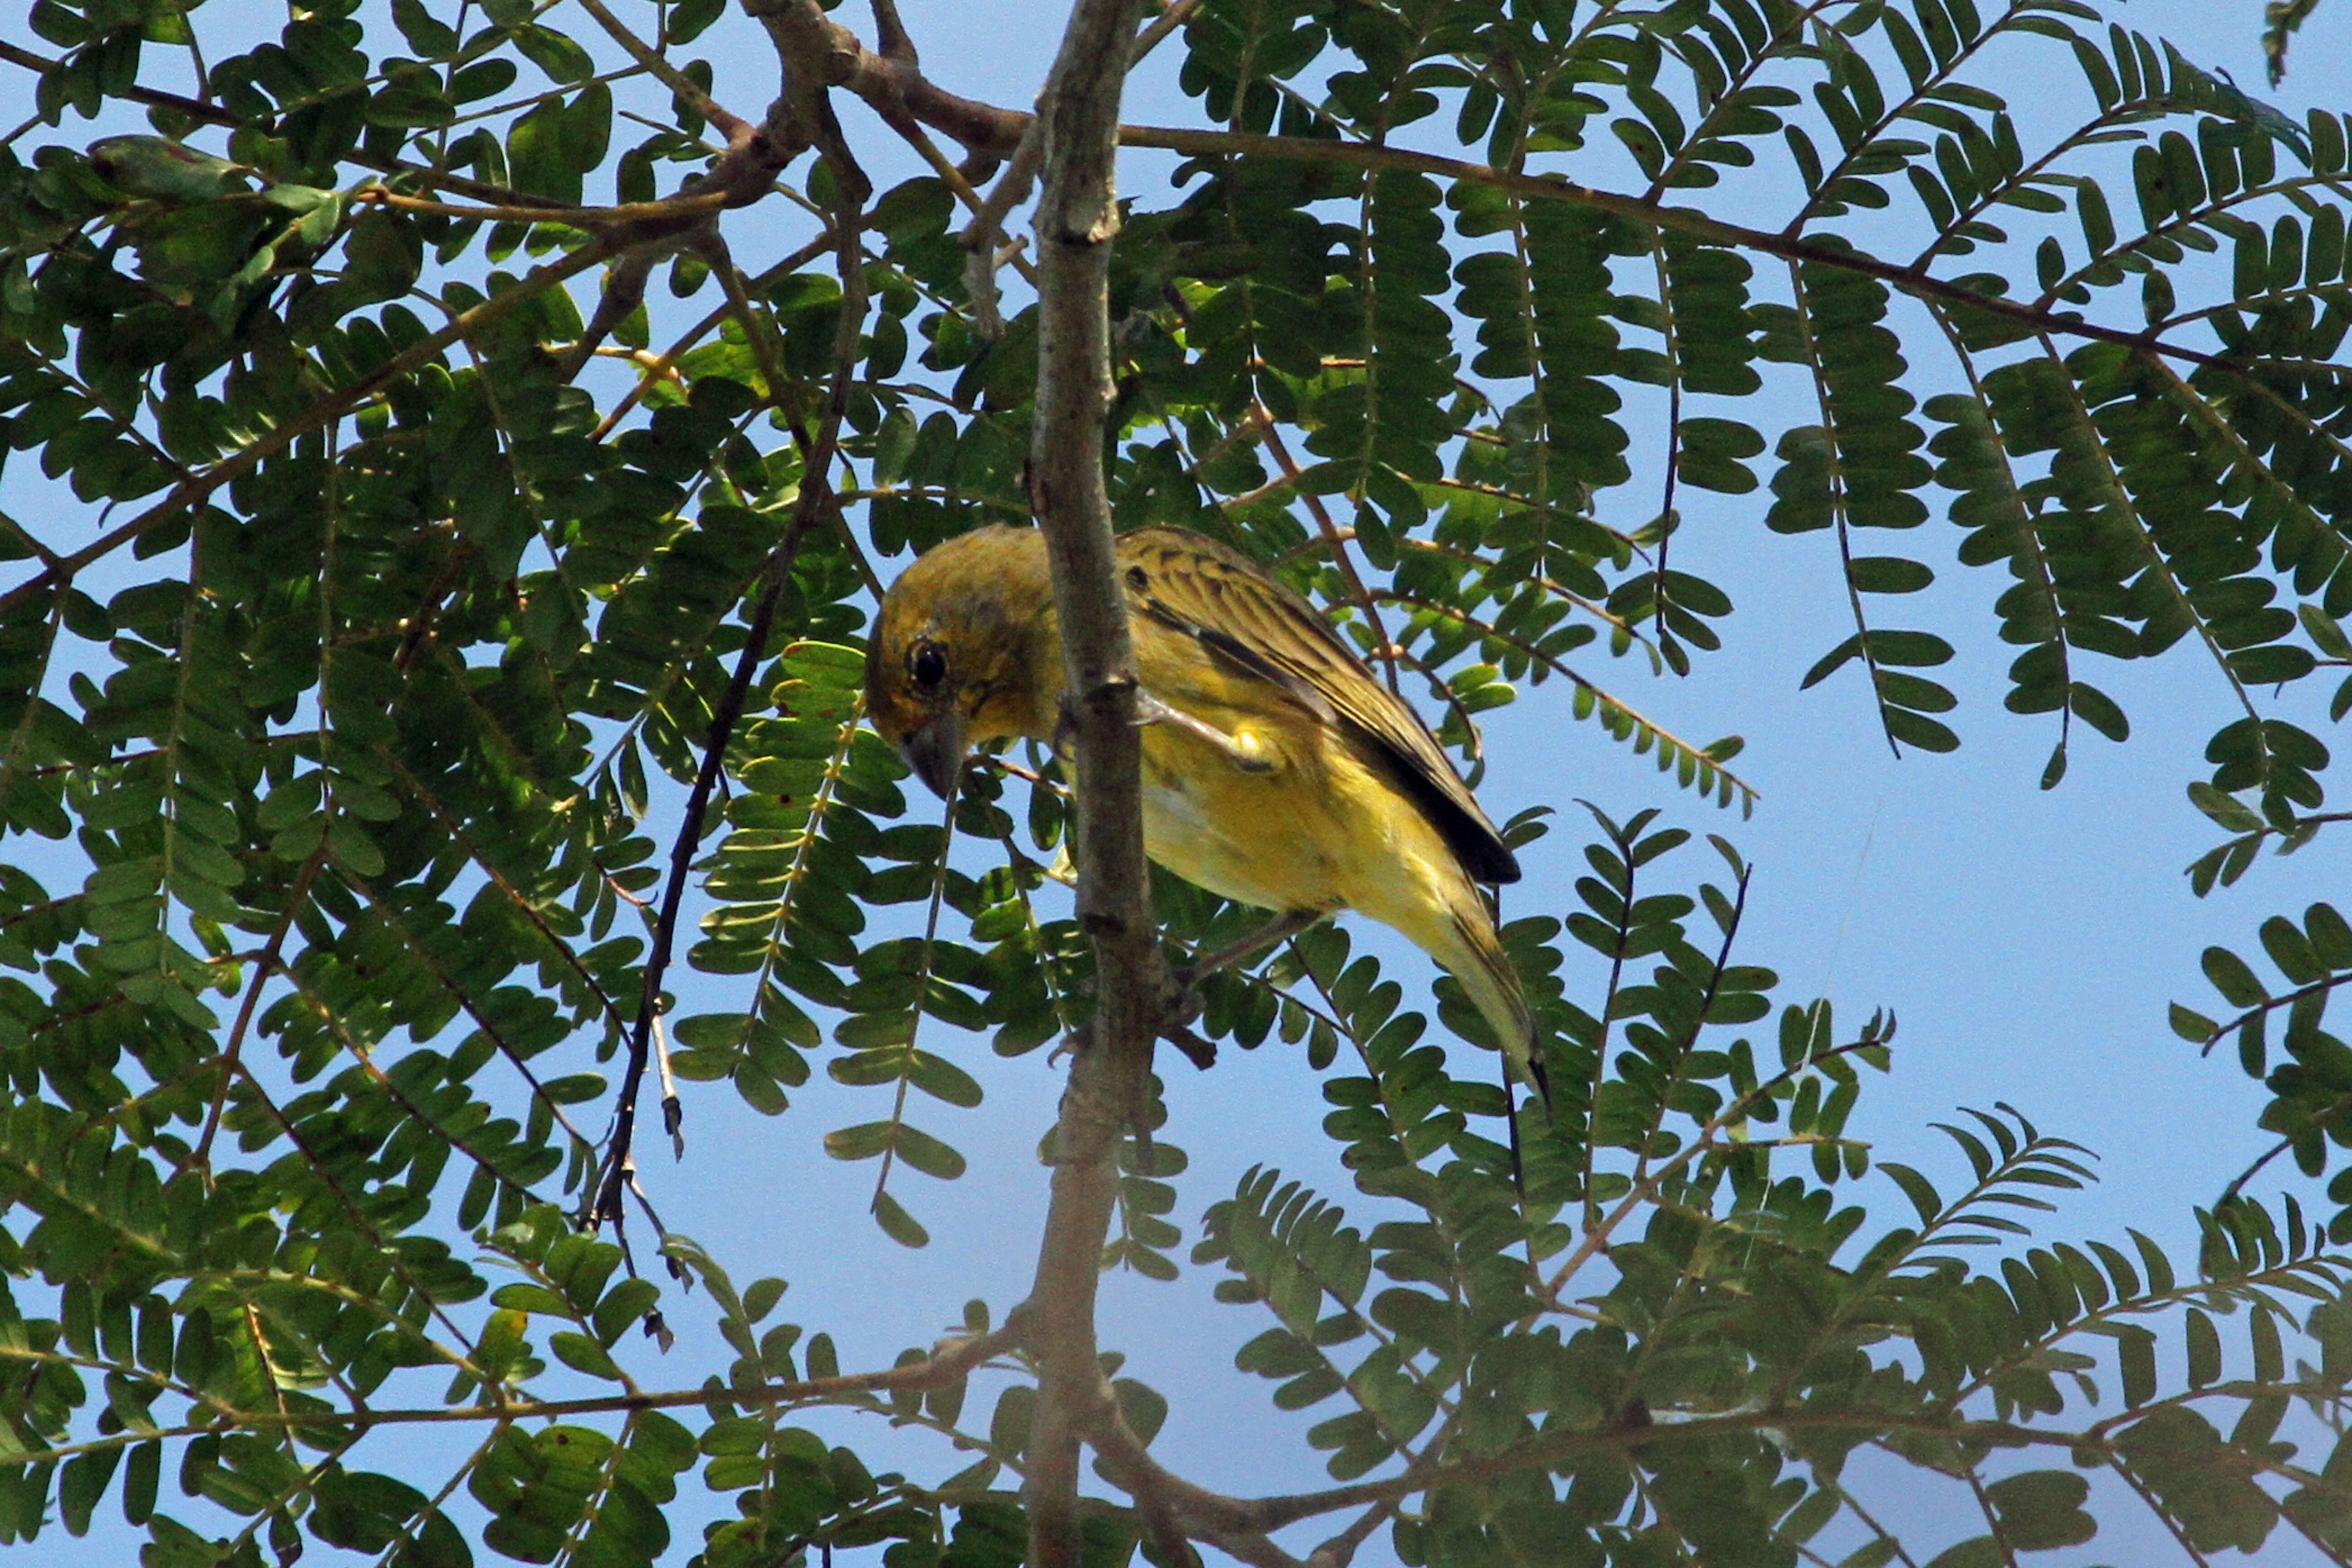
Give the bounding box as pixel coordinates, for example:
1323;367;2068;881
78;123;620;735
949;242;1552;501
1117;529;1521;886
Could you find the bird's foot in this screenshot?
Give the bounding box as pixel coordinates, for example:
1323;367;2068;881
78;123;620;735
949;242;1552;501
1161;1022;1217;1072
1151;910;1326;1073
1044;974;1217;1073
1156;960;1216;1071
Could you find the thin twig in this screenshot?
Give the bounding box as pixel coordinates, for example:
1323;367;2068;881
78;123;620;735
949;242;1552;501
1129;0;1200;64
187;843;331;1175
1251;402;1400;695
652;1013;684;1158
960;122;1044;337
1308;1499;1398;1568
588;15;875;1240
588;229;843;441
358;185;731;226
1112;123;2247;375
0;1321;1026;1461
571;0;749;136
712;235;795;402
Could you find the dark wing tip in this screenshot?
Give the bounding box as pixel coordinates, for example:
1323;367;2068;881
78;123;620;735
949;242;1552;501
1472;834;1522;886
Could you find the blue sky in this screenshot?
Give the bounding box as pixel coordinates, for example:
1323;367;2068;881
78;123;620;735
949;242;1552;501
11;0;2352;1563
646;3;2352;1560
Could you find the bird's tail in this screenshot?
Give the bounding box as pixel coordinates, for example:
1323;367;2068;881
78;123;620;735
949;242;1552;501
1439;906;1548;1111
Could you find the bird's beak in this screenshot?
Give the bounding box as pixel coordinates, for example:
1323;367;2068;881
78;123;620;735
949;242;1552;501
898;710;969;800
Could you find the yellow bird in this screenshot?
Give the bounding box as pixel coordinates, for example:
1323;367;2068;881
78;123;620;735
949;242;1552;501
863;524;1543;1099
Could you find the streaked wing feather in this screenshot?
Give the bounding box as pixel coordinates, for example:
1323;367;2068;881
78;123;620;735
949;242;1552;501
1134;598;1337;727
1118;529;1521;885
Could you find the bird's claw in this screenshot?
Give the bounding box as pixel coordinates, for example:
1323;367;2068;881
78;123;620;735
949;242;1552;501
1044;973;1216;1074
1161;1023;1216;1072
1157;962;1216;1070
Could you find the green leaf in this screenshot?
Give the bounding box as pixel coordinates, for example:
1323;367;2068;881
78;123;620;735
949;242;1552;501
2118;1323;2159;1408
549;1330;622;1380
1921;1537;2002;1568
1865;629;1954;667
1984;1470;2095;1550
907;1050;984;1107
892;1124;967;1181
1847;555;1933;594
2187;1307;2221;1388
513;24;595;82
1884;707;1959;753
826;1122;896;1161
87;136;247;201
1802;633;1863;689
390;0;459;55
872;1190;930;1248
327;818;386;877
2202;946;2268;1009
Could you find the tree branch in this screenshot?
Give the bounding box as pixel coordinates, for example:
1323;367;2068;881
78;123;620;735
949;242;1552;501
741;14;2267;380
1020;2;1155;1565
0;1320;1025;1459
1111;125;2245;375
584;7;874;1243
7;24;2268;383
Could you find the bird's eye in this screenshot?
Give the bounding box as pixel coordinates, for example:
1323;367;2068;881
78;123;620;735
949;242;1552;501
910;640;948;692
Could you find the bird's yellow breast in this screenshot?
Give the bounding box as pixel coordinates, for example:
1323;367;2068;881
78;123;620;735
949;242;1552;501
1128;696;1464;946
1135;720;1342;914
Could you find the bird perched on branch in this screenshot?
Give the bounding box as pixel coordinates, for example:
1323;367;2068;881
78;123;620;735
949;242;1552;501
864;524;1543;1102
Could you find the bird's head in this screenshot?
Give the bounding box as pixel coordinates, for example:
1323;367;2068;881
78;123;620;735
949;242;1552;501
864;526;1054;799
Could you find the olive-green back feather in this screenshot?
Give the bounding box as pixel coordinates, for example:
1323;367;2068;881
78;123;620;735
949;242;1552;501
1115;528;1522;887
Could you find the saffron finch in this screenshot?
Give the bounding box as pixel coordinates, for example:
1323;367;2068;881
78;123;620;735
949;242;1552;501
864;524;1542;1099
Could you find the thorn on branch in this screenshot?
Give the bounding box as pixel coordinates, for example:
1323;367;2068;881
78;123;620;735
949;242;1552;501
653;1013;685;1158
